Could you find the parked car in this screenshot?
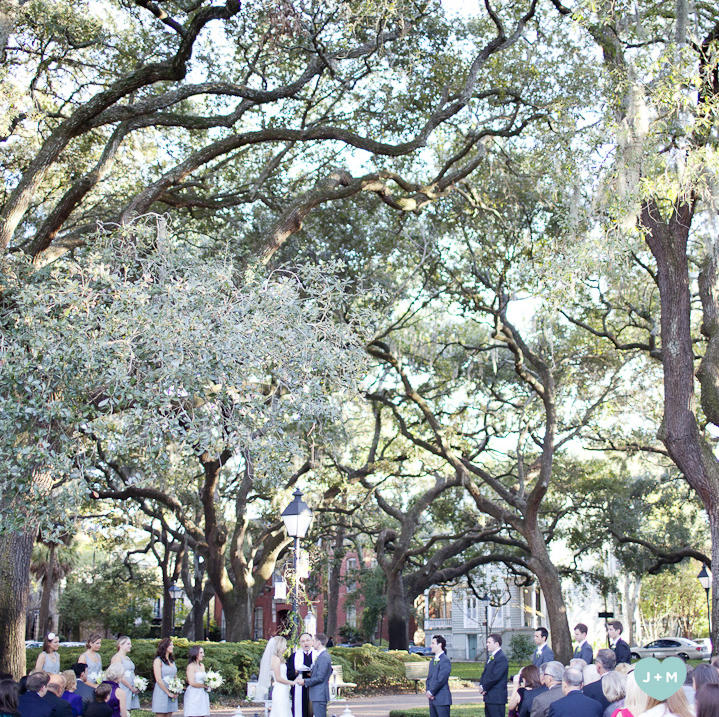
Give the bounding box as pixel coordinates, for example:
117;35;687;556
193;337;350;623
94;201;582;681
696;638;713;654
630;637;710;661
408;643;432;655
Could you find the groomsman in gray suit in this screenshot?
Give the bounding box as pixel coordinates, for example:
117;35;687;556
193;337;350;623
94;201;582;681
297;634;333;717
532;628;554;667
573;624;593;664
425;634;452;717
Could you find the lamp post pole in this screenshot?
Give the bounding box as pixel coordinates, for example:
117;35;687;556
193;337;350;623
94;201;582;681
698;565;712;639
281;489;314;641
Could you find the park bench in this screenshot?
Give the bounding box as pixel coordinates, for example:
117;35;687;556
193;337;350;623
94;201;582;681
330;664;357;699
404;661;430;693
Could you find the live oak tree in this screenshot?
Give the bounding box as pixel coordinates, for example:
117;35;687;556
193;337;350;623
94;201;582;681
1;0;554;674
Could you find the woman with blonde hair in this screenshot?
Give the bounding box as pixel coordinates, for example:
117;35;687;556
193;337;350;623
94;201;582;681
34;633;61;674
256;636;296;717
61;670;83;717
109;637;140;711
602;670;627;717
637;688;694;717
613;672;651;717
78;635;103;685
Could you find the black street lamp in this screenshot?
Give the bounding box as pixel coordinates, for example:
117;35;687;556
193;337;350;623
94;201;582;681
168;582;183;636
698;565;712;637
281;489;313;638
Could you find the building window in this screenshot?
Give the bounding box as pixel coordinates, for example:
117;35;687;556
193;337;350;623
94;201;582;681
464;595;479;628
428;588;452;619
346;557;358;591
346;604;357;628
253;607;264;640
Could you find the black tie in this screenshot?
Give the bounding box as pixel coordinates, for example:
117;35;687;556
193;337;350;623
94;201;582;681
304;651;312;668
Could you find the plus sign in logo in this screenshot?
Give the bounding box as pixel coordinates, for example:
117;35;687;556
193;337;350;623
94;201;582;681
634;657;687;700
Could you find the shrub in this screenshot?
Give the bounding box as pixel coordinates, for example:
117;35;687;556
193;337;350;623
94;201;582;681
508;633;535;662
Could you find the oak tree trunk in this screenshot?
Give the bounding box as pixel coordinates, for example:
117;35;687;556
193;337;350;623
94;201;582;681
0;527;36;677
386;569;410;650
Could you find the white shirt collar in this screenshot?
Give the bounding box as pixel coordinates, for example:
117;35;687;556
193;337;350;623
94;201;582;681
491;647;501;656
537;643;546;652
577;639;587;648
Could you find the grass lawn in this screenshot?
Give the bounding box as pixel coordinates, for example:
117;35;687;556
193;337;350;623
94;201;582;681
450;661;522;680
389;706;486;717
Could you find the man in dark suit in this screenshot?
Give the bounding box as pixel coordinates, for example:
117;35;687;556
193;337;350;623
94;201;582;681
530;662;565;717
582;648;616;712
573;623;593;664
19;672;55;717
296;634;332;717
44;675;73;717
548;668;602;717
72;663;95;711
479;633;509;717
607;620;632;664
532;628;554;667
425;634;452;717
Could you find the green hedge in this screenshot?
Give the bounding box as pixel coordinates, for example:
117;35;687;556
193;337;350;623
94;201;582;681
27;640;425;696
27;639;264;697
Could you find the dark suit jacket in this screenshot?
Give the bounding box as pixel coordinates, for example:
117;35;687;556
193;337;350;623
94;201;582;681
304;649;332;704
74;683;94;711
425;653;452;706
582;675;610;711
18;691;55;717
519;684;548;717
548;690;603;717
480;649;509;706
532;646;554;667
613;638;631;664
44;693;73;717
573;642;593;664
530;684;564;717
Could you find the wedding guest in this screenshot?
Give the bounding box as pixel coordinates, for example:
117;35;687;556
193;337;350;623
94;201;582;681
507;665;541;717
43;675;72;717
18;672;53;717
584;664;601;685
60;672;82;717
683;666;695;707
612;672;650;717
34;636;60;675
635;690;693;717
85;685;113;717
695;665;719;693
697;682;719;717
0;679;21;717
78;637;103;686
151;639;178;717
600;670;626;717
101;664;127;717
70;665;94;710
109;639;139;711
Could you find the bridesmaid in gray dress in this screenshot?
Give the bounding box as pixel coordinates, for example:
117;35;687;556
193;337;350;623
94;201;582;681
152;638;179;717
110;637;141;710
35;633;61;673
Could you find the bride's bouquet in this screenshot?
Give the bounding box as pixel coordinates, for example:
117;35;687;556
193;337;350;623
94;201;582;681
165;676;185;694
204;671;223;691
133;677;149;692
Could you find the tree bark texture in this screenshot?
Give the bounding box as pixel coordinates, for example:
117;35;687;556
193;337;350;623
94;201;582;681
643;198;719;654
36;542;56;640
0;527;36;677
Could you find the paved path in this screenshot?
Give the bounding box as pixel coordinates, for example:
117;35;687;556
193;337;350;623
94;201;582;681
216;689;483;717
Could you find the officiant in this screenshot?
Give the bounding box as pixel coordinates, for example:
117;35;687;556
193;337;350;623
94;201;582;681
286;632;315;717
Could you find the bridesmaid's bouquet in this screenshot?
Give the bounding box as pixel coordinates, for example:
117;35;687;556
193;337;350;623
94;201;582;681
134;677;149;692
94;672;106;684
204;672;223;691
165;677;185;694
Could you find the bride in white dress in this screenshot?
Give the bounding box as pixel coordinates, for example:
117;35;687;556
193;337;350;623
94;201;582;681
257;636;297;717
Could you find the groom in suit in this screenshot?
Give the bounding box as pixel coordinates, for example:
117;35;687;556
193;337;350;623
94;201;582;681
425;634;452;717
479;634;509;717
297;634;332;717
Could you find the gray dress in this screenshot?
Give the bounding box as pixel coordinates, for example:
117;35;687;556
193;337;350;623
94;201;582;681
43;651;61;674
119;656;141;710
152;659;178;714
